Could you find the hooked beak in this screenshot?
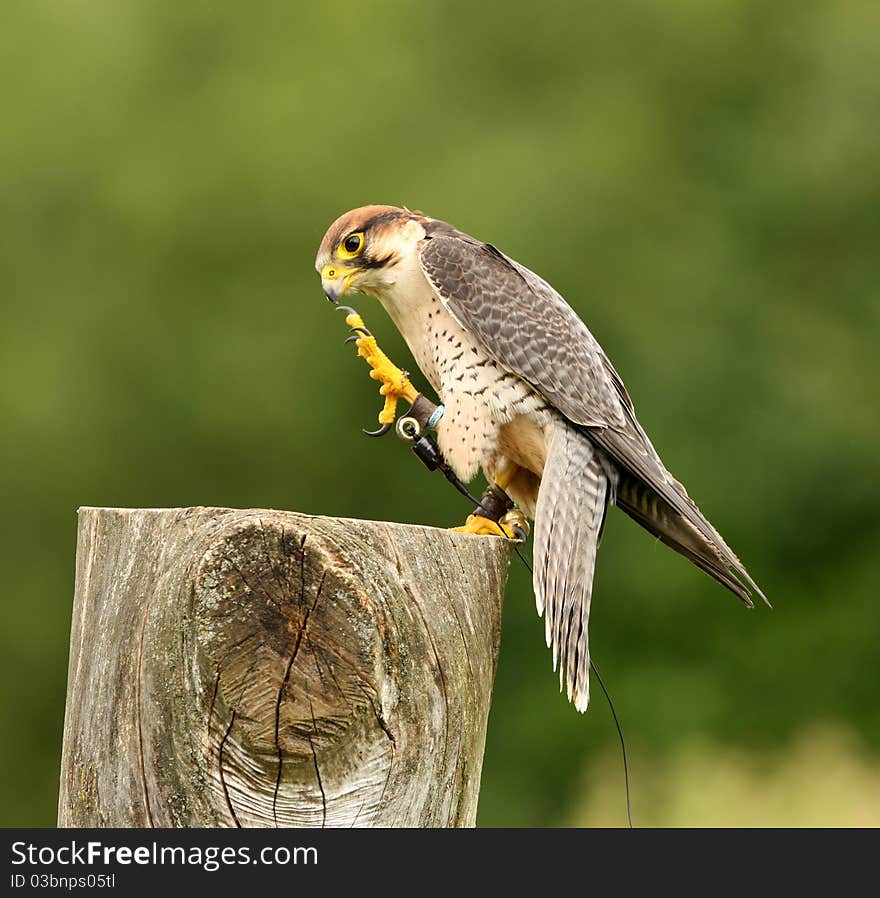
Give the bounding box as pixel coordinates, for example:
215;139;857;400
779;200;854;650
322;280;343;304
320;263;359;304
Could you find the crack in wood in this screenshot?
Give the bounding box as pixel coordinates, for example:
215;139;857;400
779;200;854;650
207;671;221;742
257;518;289;610
387;531;450;756
218;709;242;828
272;566;326;827
364;696;397;827
133;520;158;829
308;699;327;828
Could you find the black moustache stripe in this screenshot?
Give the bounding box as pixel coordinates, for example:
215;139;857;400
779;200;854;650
360;252;397;269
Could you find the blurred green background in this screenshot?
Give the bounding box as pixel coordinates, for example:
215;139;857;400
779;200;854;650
2;0;879;827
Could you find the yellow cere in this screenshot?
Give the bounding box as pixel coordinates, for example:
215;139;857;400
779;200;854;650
321;262;357;281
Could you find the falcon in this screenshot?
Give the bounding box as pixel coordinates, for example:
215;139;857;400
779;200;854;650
316;205;767;712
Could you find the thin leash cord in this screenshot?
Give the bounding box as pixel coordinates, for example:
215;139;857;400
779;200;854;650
589;659;634;829
403;427;636;827
513;543;634;829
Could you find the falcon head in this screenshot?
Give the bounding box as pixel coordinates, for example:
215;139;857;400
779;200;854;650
316;205;426;303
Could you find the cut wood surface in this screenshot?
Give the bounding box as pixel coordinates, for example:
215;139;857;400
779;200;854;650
58;507;512;827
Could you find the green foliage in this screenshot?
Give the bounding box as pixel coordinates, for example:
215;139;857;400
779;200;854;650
1;0;878;825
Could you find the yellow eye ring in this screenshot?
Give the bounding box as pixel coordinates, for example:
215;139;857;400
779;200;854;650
338;231;364;259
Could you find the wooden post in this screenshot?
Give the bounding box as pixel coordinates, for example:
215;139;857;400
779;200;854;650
58;507;511;828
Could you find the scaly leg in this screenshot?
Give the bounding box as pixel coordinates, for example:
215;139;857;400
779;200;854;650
454;457;530;541
343;309;420;427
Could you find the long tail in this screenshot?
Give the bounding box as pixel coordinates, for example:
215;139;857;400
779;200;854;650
533;419;609;712
534;417;768;713
615;471;769;608
582;404;769;609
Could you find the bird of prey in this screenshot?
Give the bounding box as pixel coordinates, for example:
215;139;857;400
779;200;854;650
316;205;767;712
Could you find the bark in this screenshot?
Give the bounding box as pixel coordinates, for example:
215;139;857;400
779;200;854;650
58;507;511;827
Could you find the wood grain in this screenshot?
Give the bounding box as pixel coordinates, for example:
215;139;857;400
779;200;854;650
58;507;511;827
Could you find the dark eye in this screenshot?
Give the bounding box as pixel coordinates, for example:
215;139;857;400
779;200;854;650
343;233;363;255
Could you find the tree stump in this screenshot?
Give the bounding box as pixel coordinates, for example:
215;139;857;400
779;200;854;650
58;507;511;828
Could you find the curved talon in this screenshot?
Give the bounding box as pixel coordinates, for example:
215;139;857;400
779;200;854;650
335;305;418;439
363;423;393;437
500;509;530;543
344;327;372;344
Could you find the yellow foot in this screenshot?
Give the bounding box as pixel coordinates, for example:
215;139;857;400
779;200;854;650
345;311;419;425
452;511;529;541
